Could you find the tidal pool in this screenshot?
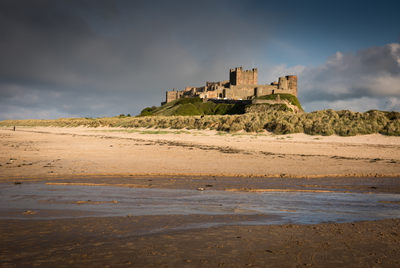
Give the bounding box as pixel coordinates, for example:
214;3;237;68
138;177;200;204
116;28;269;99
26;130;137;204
0;183;399;225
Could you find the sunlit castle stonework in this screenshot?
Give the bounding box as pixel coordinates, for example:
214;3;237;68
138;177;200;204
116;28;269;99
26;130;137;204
164;67;297;104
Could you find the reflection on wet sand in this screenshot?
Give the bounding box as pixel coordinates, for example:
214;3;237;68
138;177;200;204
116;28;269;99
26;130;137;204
1;183;399;226
0;180;400;267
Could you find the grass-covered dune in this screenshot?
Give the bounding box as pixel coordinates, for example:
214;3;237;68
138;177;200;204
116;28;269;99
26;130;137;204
1;109;399;136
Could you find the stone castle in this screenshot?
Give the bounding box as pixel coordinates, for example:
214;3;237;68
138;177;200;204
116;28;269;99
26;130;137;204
164;67;297;104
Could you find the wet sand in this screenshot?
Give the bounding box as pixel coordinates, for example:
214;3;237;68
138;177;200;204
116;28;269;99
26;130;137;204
0;179;399;267
2;181;399;222
33;176;400;194
1;216;399;267
1;126;400;267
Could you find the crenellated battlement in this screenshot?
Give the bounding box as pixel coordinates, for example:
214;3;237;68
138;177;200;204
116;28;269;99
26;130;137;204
229;67;257;86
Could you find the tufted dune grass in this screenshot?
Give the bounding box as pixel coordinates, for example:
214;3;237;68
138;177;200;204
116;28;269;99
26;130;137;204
1;109;399;136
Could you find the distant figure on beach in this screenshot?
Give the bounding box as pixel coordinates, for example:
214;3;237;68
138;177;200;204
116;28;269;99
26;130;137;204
13;126;15;131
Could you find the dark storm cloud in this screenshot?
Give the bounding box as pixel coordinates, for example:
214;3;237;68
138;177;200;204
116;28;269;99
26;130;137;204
1;0;400;119
299;43;400;111
0;0;271;119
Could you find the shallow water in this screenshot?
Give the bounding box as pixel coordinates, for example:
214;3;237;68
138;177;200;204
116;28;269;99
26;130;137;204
0;183;399;225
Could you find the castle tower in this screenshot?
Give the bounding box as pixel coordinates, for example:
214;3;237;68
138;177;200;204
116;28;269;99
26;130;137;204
278;75;298;97
287;75;298;97
253;68;258;85
278;77;288;90
229;67;257;86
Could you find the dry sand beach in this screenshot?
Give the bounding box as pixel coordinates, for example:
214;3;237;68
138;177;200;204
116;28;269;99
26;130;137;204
1;126;400;179
1;126;400;267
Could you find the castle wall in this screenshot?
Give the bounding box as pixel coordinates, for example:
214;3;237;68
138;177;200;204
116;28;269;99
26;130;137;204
164;68;297;104
166;90;184;103
255;85;278;96
206;80;229;88
225;85;255;100
199;90;218;99
166;91;176;103
274;88;298;95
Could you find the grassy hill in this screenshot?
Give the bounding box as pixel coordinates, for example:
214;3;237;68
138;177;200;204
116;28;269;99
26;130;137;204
140;97;247;116
140;94;302;116
255;93;304;112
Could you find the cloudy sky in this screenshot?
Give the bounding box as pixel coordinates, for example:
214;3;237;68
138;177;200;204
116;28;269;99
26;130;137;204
1;0;400;120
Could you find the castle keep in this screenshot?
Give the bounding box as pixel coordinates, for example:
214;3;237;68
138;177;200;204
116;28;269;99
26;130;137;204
164;67;297;104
